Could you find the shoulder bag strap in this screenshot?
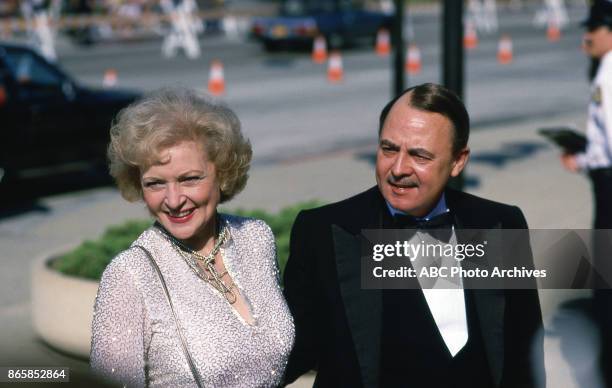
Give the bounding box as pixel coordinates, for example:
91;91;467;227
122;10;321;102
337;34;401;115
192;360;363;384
132;245;204;388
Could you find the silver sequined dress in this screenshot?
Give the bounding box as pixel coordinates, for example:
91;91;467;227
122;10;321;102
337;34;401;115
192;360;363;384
90;215;295;388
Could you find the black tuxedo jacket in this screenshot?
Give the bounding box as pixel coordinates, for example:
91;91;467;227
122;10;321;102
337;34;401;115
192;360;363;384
283;186;545;388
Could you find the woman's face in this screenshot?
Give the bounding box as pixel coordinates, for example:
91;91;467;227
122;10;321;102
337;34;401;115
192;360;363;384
141;141;220;250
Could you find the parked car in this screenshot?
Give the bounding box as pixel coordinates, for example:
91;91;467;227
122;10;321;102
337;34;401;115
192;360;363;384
250;0;393;51
0;43;140;187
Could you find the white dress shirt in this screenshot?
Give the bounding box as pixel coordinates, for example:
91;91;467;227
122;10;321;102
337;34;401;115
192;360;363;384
386;195;469;357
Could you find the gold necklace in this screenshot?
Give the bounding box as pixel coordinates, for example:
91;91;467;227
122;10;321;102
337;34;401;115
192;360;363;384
156;221;238;304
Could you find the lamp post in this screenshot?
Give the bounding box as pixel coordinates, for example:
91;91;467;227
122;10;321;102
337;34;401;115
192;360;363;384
443;0;465;190
392;0;405;97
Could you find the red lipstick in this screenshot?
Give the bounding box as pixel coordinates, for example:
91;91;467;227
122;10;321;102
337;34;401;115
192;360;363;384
166;210;195;224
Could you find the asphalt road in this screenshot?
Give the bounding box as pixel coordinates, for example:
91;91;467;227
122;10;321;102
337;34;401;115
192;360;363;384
51;2;591;164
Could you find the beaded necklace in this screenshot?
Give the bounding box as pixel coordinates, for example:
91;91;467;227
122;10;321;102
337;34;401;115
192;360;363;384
156;220;237;304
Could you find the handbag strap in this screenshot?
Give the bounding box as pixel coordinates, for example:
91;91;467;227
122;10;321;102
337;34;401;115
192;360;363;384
132;245;204;388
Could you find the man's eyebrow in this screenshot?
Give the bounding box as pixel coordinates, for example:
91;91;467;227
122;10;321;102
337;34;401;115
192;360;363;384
408;148;435;159
379;139;399;148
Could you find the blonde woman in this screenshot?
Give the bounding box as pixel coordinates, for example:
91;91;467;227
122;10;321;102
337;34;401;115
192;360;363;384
90;88;294;387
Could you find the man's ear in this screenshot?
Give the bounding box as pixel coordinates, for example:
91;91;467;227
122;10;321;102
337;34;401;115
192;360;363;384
450;147;470;177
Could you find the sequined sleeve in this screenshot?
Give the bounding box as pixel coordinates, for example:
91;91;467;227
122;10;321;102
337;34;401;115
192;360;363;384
256;219;283;285
90;251;148;388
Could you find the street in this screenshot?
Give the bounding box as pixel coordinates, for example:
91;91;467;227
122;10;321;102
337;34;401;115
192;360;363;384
52;3;591;163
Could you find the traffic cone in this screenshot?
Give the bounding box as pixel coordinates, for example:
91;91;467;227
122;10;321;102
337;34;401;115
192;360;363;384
405;44;422;75
497;35;513;64
547;19;561;42
312;35;327;64
376;28;391;56
103;69;118;88
463;21;478;49
208;60;225;96
327;51;343;83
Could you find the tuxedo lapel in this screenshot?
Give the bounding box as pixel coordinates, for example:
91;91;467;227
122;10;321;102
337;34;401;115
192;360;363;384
447;188;505;387
330;187;387;388
333;225;382;388
470;290;505;386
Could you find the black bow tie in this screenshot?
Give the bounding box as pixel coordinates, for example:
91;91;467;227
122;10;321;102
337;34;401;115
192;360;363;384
392;211;454;242
393;211;454;229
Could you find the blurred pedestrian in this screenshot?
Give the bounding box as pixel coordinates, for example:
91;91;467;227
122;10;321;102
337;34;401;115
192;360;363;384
20;0;57;61
533;0;569;29
161;0;202;59
90;88;294;387
559;1;612;386
468;0;498;34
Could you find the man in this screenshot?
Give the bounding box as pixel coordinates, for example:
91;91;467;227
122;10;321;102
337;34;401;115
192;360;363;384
283;83;544;388
561;0;612;230
560;1;612;385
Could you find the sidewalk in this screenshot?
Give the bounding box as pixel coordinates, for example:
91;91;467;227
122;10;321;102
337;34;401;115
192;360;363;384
0;110;601;387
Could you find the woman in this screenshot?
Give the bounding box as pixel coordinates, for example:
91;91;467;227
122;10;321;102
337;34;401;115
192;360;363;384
90;88;295;387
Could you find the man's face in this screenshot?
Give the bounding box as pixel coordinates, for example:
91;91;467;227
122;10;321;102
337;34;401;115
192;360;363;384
375;96;469;217
583;25;612;58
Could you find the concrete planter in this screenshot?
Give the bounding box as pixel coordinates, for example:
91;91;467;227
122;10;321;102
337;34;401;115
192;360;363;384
31;254;99;359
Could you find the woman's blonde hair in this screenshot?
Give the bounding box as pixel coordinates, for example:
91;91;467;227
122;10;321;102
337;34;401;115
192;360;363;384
107;88;252;203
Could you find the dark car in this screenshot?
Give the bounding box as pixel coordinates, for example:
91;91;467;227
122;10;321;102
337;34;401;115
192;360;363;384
251;0;393;51
0;43;140;188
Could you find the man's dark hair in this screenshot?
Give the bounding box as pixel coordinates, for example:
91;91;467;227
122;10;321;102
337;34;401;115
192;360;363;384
378;83;470;156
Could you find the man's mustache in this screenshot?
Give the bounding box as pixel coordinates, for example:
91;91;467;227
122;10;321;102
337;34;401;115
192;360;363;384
387;175;419;188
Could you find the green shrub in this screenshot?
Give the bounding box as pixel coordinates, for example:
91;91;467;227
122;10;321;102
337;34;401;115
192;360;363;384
52;201;323;281
52;219;153;280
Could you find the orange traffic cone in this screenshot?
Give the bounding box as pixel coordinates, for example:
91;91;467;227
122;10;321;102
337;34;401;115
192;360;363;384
208;60;225;96
327;51;343;83
547;19;561;42
103;69;118;88
376;28;391;56
497;35;513;64
312;35;327;64
405;44;422;75
464;21;478;49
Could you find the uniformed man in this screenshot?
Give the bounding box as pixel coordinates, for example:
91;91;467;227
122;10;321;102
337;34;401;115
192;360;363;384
561;0;612;229
560;1;612;386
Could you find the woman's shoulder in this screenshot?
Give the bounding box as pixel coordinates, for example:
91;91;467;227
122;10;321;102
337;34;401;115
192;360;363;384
221;214;275;249
221;213;272;235
103;227;160;278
